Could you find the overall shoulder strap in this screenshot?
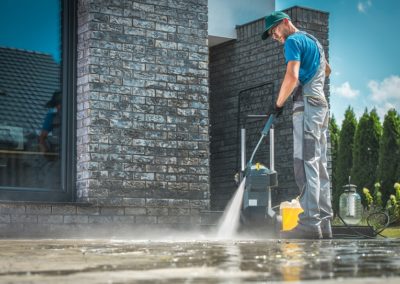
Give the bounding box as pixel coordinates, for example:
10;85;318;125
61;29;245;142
297;31;325;57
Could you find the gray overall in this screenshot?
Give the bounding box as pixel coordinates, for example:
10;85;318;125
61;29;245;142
292;31;332;235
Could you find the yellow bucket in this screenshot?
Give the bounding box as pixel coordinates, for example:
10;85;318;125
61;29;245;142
280;199;303;231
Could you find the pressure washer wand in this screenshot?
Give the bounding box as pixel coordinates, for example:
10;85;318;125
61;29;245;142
246;113;275;168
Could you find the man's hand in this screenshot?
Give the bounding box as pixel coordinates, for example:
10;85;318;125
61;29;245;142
274;104;284;117
268;103;284;118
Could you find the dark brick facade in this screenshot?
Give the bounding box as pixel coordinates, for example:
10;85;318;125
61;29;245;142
209;6;330;210
76;0;210;212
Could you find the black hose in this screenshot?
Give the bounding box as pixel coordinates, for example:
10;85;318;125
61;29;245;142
336;211;390;239
366;211;391;237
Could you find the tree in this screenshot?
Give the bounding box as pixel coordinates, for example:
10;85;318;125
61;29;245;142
334;107;357;213
328;114;340;199
351;108;382;202
377;109;400;203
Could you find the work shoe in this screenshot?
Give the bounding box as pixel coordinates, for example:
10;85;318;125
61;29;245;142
280;225;322;239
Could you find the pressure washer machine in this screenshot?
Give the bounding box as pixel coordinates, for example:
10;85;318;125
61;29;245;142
239;114;281;231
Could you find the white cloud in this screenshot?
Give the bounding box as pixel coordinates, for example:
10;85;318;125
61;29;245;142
368;75;400;101
357;2;366;13
330;75;400;124
357;0;372;13
332;82;360;99
367;75;400;117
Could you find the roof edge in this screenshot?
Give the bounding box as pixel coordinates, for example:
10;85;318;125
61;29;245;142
0;46;53;57
235;5;329;29
286;5;329;15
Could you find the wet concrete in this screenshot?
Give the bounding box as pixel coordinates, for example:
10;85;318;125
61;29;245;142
0;238;400;283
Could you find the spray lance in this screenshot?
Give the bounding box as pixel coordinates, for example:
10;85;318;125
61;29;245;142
245;113;276;172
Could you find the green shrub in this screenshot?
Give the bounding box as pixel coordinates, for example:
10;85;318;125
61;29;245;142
386;183;400;223
373;182;383;208
363;182;400;224
363;187;373;209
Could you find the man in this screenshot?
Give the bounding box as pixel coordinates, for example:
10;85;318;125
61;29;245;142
37;91;62;189
39;91;61;154
262;11;333;239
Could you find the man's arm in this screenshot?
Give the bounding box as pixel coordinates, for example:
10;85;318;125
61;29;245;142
325;59;331;77
38;130;49;152
276;60;300;108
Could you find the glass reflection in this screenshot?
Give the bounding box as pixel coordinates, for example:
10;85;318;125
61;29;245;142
0;0;61;190
279;242;304;281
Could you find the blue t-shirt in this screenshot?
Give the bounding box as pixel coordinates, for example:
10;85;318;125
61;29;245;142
42;109;57;132
284;32;320;85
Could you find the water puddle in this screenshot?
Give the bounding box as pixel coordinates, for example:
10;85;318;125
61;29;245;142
0;239;400;283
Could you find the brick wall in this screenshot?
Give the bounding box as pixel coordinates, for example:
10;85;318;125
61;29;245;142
76;0;210;219
0;202;213;238
209;6;330;210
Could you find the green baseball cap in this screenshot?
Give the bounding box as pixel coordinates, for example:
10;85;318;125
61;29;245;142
261;11;291;40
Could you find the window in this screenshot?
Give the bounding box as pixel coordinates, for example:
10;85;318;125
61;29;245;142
0;0;76;201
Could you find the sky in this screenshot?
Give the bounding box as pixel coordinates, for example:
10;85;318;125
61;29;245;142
277;0;400;125
0;0;60;61
209;0;274;38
